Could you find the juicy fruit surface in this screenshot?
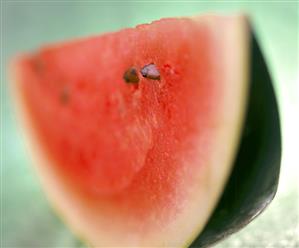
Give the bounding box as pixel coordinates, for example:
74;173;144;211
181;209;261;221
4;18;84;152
19;18;226;234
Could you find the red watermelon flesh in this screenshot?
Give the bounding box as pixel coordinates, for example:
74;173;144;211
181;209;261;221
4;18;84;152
13;15;249;247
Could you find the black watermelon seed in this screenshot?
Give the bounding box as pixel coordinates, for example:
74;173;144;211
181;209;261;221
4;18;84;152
140;63;160;80
33;57;44;74
123;67;140;84
60;87;69;104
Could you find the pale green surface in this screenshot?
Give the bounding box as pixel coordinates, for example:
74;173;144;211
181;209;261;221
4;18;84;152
1;1;298;247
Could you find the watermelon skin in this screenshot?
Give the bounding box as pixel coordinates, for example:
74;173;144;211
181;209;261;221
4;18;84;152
192;34;281;247
12;15;250;247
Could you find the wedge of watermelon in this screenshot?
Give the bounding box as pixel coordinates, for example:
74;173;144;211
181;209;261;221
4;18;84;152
11;14;281;247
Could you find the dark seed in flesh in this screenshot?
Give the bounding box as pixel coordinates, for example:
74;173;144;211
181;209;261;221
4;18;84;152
60;86;69;104
33;57;44;74
123;67;140;84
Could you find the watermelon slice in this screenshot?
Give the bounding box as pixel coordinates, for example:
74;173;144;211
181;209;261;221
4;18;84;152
11;15;281;247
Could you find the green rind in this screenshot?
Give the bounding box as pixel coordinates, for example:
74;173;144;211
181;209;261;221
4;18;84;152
190;32;281;247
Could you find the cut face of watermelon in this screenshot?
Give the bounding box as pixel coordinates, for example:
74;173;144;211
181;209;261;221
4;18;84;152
13;15;250;247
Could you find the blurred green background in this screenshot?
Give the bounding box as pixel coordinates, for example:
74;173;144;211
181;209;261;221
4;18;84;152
1;1;298;247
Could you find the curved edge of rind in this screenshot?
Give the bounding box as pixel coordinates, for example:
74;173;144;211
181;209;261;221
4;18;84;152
185;14;251;248
9;59;92;248
190;27;282;248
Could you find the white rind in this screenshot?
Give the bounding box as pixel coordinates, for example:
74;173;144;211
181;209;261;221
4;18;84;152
11;14;250;247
